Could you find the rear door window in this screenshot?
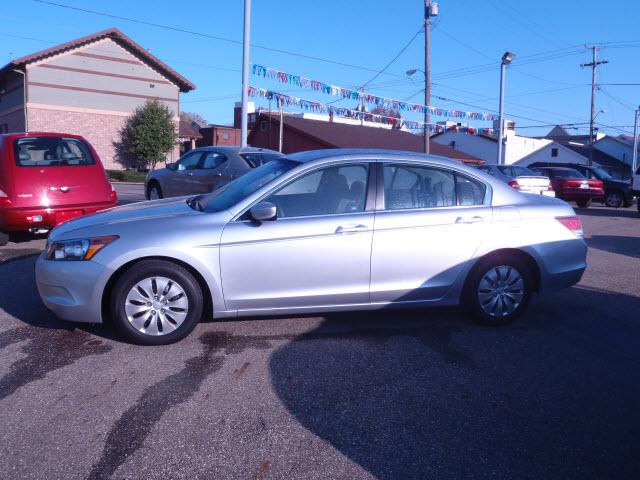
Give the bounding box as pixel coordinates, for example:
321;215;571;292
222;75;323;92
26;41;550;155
14;137;95;167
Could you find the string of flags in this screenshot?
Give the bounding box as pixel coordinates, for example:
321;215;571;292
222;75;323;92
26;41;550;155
251;64;499;122
248;86;496;135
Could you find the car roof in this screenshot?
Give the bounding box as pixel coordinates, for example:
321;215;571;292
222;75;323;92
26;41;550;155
191;146;282;154
285;148;465;167
538;166;579;171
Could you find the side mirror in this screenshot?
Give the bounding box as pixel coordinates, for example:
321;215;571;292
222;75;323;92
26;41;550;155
166;162;177;171
250;202;277;222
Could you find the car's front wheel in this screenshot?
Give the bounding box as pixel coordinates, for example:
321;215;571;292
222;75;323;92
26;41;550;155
111;260;203;345
147;182;163;200
604;190;623;208
464;254;533;326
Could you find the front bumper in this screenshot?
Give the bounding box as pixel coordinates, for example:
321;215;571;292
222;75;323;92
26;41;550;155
35;253;112;323
0;201;116;233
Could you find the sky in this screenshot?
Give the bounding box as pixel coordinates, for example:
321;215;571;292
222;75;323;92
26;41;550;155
2;0;640;138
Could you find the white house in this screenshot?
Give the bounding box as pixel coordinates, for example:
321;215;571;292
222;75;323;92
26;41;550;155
513;142;590;168
432;122;551;165
593;135;638;168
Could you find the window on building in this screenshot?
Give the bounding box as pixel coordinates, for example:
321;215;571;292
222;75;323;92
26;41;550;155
551;147;559;157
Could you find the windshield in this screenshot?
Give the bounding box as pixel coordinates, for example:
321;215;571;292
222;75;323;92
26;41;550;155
591;167;612;179
194;158;300;212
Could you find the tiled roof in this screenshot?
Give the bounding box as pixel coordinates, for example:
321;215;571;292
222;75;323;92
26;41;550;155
1;28;195;92
258;114;483;164
179;120;203;139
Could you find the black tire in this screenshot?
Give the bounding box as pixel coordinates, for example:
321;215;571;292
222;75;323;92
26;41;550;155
604;190;623;208
576;199;591;208
146;182;163;200
111;260;203;345
0;230;9;246
463;253;534;326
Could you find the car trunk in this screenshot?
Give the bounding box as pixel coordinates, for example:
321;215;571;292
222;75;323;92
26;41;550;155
10;164;112;209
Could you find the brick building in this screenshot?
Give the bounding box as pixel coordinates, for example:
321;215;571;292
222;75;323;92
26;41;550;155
0;28;195;169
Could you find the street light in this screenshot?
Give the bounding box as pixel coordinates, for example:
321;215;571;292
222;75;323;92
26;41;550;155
497;51;516;165
406;68;429;153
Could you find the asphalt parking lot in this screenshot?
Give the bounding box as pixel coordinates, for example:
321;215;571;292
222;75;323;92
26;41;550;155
0;203;638;479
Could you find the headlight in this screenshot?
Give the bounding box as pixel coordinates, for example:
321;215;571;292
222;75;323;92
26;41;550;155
45;236;118;261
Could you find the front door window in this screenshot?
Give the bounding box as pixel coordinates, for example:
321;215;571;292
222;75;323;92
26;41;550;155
265;164;369;218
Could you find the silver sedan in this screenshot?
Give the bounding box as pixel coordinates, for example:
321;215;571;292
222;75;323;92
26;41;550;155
36;149;587;345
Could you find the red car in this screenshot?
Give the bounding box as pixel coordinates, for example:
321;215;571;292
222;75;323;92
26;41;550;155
0;132;117;245
532;166;604;208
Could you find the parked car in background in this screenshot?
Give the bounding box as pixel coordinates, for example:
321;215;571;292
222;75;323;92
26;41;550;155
633;165;640;213
477;164;554;196
531;166;604;208
0;132;117;246
529;162;634;208
145;146;283;200
36;149;587;345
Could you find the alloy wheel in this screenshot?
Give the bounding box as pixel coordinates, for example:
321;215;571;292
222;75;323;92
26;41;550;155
605;192;622;208
149;186;161;200
124;276;189;336
477;266;525;318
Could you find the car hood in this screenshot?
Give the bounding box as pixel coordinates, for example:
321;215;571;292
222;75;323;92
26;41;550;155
50;197;198;240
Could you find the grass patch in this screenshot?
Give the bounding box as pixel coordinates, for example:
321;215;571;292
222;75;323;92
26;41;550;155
106;170;148;183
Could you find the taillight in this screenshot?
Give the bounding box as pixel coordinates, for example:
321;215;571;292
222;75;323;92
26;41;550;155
547;184;554;191
109;184;117;202
556;216;583;237
0;188;11;207
508;180;520;190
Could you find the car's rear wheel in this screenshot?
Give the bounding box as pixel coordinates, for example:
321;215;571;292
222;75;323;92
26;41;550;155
605;190;623;208
0;230;9;246
576;199;591;208
111;260;203;345
147;182;163;200
464;254;533;326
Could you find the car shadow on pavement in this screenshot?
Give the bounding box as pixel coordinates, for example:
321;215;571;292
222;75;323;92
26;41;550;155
586;235;640;259
577;207;639;219
269;286;640;480
0;253;120;342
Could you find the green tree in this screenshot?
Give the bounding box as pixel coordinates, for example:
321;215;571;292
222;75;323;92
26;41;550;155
117;100;178;170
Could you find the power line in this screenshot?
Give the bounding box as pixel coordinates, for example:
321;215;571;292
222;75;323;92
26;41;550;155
33;0;407;78
359;26;423;90
599;88;635;112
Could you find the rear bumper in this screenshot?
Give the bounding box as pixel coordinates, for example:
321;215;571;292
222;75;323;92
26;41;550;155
0;201;116;232
35;253;111;323
557;189;604;201
533;238;587;295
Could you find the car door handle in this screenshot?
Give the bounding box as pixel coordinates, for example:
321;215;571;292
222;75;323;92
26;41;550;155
455;216;484;224
335;224;368;234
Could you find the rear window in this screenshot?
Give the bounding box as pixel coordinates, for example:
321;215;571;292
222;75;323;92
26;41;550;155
549;168;585;179
14;137;96;167
240;153;282;168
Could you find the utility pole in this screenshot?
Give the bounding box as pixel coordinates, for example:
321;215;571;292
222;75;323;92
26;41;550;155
632;106;639;175
278;101;284;153
581;46;608;166
424;1;438;154
240;0;251;147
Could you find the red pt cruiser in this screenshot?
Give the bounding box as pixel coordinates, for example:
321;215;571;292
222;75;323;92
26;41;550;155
532;166;604;208
0;132;117;245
